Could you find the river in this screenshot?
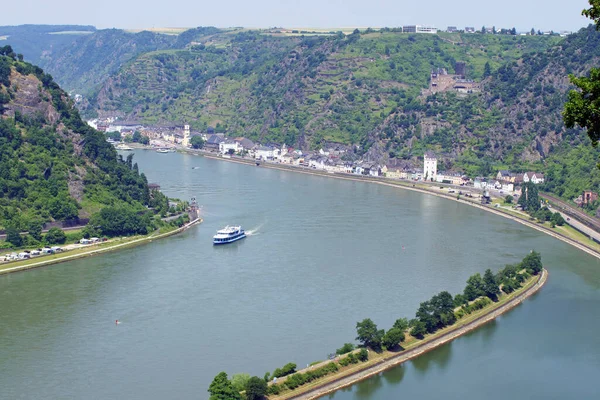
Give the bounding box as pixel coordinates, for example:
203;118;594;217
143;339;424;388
1;150;599;399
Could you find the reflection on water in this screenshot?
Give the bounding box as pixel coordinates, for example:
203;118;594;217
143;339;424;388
411;341;453;374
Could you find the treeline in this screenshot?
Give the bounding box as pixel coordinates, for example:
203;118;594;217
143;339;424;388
518;182;565;227
354;251;542;348
208;252;542;399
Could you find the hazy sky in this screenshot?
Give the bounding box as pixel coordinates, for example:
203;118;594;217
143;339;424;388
2;0;592;32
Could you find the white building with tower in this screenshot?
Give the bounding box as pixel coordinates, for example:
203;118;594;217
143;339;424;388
423;151;437;181
182;124;191;147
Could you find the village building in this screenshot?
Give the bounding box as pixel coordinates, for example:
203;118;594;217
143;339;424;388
219;140;242;155
423;151;437;181
204;134;225;150
403;25;438;34
523;172;545;184
255;145;276;160
435;172;464;186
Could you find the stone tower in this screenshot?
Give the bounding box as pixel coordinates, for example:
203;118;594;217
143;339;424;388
182;124;191;147
423;151;437;181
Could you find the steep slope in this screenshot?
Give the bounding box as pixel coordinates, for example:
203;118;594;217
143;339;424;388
0;46;150;232
40;29;179;95
90;30;561;154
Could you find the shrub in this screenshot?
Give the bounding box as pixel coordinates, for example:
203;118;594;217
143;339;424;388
45;227;66;244
357;348;368;362
336;343;355;355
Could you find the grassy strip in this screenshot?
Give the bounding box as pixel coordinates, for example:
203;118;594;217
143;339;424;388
0;219;202;275
270;272;543;400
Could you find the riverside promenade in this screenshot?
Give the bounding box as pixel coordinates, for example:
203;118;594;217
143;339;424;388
0;218;202;275
278;269;548;400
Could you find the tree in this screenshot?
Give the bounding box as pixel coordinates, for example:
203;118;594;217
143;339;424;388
140;135;150;145
5;226;23;247
563;1;600;148
483;62;492;78
483;268;500;300
245;376;268;400
583;0;600;30
355;318;384;349
45;227;66;244
230;373;251;392
28;221;43;241
132;131;142;142
530;28;536;35
191;135;204;149
382;327;405;349
106;131;121;141
504;195;513;204
551;212;565;226
208;372;241;400
464;273;485;301
392;317;409;332
481;26;486;34
521;250;542;275
410;320;427;338
357;348;369;362
518;182;540;212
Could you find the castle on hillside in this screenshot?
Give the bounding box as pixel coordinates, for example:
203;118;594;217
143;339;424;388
426;62;481;95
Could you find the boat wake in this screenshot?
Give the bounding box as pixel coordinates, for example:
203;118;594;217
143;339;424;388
246;223;265;236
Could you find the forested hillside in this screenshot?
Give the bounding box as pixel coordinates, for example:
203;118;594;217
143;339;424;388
0;46;150;233
86;29;562;156
5;24;600;204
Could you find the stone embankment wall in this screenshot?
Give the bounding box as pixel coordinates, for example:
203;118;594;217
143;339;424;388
285;269;548;400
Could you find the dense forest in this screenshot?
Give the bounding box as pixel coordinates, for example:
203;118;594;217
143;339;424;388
0;46;153;240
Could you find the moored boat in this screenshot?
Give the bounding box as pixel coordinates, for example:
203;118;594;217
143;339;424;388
115;144;133;151
213;226;246;245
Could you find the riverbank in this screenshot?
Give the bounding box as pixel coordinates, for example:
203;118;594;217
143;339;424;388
196;152;600;261
270;268;548;400
0;218;202;275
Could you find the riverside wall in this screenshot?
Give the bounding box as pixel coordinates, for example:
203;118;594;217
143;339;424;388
282;269;548;400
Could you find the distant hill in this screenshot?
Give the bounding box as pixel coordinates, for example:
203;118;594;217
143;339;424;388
0;25;96;67
0;46;150;232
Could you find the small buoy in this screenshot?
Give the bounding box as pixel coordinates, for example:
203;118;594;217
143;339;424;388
115;319;120;325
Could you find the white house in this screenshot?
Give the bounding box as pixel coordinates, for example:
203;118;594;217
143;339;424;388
523;172;545;184
219;140;241;155
255;146;275;160
501;182;515;192
474;178;488;189
423;151;437;181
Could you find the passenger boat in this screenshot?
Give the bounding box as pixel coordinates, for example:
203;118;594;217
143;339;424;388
156;148;170;153
213;226;246;245
115;144;133;151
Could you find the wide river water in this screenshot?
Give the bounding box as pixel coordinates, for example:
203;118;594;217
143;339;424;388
1;151;599;399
